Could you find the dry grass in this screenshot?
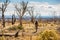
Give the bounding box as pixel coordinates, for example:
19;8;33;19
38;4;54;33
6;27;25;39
0;20;60;40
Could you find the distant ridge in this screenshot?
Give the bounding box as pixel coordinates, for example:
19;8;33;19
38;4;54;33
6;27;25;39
0;15;59;19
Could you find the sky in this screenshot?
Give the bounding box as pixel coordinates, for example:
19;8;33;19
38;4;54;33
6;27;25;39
1;0;60;4
0;0;60;18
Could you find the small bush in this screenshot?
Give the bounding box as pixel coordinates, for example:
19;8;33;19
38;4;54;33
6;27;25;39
8;27;17;30
8;25;23;30
38;30;58;40
17;25;23;30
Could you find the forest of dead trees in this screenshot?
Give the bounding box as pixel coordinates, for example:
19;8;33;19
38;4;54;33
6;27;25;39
0;0;37;27
0;0;60;40
0;0;60;28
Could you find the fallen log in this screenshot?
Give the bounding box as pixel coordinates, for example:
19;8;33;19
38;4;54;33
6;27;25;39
0;30;20;37
0;30;39;37
0;33;15;36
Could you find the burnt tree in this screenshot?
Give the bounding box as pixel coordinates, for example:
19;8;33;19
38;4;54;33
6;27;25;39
0;0;10;27
28;7;34;23
12;14;16;25
15;1;28;26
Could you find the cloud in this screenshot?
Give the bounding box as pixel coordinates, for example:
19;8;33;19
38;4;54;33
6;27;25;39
28;1;60;17
0;1;60;17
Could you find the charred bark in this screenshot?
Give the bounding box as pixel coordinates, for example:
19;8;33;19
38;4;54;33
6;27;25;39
12;15;14;25
20;16;22;26
2;7;5;27
31;18;34;23
31;17;34;23
12;14;16;25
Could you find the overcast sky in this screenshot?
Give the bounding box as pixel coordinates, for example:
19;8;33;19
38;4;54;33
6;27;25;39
0;0;60;17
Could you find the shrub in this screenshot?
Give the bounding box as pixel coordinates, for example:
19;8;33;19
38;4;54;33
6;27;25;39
8;27;17;30
17;25;23;30
38;30;58;40
8;25;23;30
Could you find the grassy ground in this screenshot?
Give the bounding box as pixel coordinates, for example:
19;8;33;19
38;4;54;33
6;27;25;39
0;20;60;40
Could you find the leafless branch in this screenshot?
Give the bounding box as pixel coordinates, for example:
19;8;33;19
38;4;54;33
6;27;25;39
15;1;28;17
14;1;28;26
27;7;34;17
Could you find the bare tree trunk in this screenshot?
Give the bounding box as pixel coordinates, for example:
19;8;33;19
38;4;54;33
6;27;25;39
14;17;16;24
31;17;34;23
20;16;22;26
0;0;10;28
31;16;34;23
12;15;14;25
12;15;16;25
2;10;5;27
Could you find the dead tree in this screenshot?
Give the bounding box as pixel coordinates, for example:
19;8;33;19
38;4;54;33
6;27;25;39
12;14;16;25
13;15;16;24
0;0;10;27
15;1;28;26
35;20;38;32
28;7;34;23
14;10;16;23
12;14;14;25
53;11;56;24
39;14;41;22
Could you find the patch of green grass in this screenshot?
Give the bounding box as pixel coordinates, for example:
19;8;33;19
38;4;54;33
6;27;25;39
17;25;23;30
8;27;17;30
8;25;23;30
